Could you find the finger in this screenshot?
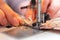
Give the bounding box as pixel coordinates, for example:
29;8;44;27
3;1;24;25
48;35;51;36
53;10;60;18
0;2;19;26
13;13;25;25
24;8;36;25
25;8;35;21
0;9;8;26
40;20;55;29
40;18;60;30
40;23;53;29
41;0;51;13
47;0;60;18
24;19;33;26
14;13;33;26
54;27;60;30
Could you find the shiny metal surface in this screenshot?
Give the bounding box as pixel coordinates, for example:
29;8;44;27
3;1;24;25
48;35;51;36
3;26;45;38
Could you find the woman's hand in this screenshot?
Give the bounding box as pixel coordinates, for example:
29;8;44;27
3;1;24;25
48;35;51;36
41;0;60;30
0;0;37;26
40;18;60;30
42;0;60;19
0;0;25;26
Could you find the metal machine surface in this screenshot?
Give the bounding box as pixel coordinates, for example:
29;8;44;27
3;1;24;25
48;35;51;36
3;26;45;39
0;0;48;39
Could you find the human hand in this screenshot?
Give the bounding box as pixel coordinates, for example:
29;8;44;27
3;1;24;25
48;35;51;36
42;0;60;19
0;0;25;26
41;0;60;30
40;18;60;30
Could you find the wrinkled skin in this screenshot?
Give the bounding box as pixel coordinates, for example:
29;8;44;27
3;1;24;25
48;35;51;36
0;0;37;26
0;0;24;26
41;0;60;30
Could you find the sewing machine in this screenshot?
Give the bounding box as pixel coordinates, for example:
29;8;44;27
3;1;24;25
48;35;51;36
0;0;50;38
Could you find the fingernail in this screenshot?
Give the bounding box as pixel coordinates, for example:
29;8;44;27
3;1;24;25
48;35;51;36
54;27;60;30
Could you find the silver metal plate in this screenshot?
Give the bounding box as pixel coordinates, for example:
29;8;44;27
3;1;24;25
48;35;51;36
3;26;45;39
